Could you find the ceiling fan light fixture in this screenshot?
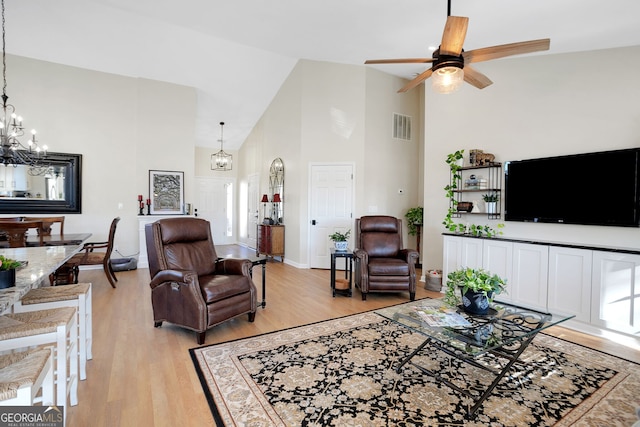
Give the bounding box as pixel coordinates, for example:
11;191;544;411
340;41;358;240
432;65;464;94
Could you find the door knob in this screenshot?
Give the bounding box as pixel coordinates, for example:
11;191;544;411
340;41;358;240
311;220;316;225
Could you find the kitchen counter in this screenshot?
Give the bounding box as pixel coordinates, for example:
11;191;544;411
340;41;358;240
0;244;85;313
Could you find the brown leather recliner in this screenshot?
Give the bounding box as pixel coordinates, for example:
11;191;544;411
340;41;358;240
354;215;419;301
145;217;257;344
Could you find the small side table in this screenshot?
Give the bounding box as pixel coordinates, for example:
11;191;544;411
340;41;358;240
250;257;268;308
330;248;353;297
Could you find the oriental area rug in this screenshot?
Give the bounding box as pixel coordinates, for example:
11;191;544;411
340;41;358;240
190;304;640;426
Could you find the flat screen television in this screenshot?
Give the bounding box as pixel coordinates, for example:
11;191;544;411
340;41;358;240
504;148;640;227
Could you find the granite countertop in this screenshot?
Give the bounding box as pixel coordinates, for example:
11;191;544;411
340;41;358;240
0;245;84;313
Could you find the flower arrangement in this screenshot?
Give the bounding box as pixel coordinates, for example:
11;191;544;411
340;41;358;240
0;255;21;271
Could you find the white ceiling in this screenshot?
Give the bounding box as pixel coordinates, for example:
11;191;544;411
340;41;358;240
5;0;640;150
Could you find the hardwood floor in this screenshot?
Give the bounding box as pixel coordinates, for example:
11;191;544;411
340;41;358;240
66;245;640;426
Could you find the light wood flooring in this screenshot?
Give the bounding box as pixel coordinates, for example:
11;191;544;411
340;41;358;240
66;245;640;426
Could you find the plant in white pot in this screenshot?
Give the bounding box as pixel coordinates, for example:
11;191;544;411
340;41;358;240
482;192;499;214
444;267;507;315
329;230;351;251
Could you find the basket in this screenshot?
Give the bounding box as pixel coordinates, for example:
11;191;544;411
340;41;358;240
425;269;442;291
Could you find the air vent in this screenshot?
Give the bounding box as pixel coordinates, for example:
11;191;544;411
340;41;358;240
392;113;412;141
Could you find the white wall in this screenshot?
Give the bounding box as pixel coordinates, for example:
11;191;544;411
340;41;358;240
4;54;197;256
423;45;640;271
240;59;423;266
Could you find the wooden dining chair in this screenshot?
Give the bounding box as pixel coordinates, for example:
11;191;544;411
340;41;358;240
23;216;65;236
0;220;44;247
54;217;120;288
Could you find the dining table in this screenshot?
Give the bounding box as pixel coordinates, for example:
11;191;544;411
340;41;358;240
0;233;92;314
0;232;91;248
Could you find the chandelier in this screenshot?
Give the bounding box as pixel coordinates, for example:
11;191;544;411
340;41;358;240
0;0;48;171
211;121;232;171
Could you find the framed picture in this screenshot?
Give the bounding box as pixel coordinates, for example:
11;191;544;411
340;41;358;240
149;170;184;215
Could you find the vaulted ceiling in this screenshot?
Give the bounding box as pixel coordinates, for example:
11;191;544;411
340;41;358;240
6;0;640;150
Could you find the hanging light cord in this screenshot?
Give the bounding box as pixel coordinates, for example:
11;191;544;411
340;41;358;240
1;0;7;104
219;121;225;150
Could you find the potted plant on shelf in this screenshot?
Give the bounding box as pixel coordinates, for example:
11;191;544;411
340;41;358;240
405;207;423;236
329;229;351;251
0;254;21;289
444;267;507;315
482;192;500;214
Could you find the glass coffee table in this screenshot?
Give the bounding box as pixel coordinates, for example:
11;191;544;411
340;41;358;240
376;299;574;419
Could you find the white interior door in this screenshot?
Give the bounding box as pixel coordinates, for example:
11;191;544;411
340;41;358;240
195;177;235;244
309;163;354;269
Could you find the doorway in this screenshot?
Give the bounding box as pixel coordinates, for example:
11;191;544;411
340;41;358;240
195;177;235;244
309;163;355;269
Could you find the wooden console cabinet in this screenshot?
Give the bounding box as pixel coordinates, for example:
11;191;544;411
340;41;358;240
257;224;285;260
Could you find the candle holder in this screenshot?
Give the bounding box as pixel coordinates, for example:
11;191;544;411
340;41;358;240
146;198;152;215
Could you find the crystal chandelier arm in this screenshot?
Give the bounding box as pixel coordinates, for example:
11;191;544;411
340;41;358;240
0;0;48;167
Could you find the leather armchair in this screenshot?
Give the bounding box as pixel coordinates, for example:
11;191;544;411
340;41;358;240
145;217;257;344
353;216;419;301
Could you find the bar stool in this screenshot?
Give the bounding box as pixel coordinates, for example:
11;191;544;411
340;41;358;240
0;307;78;419
13;283;92;380
0;347;54;407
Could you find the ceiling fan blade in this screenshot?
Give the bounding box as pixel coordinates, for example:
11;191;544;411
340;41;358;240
464;38;550;63
364;58;435;65
440;16;469;56
398;68;433;93
463;65;493;89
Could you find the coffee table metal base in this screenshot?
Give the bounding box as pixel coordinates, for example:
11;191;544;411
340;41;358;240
397;332;537;419
376;300;574;420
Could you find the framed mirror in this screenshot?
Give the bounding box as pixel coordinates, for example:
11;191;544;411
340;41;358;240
269;158;284;224
0;152;82;214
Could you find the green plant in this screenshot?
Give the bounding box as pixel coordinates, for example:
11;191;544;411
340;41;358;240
468;223;504;238
443;267;507;307
329;230;351;242
482;192;499;202
443;150;465;232
405;207;423;236
0;255;21;271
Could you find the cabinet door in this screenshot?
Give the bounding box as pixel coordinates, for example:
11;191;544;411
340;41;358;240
270;226;285;255
258;225;270;253
548;247;592;322
442;236;461;287
591;251;640;334
460;238;483;270
483;240;513;302
512;243;549;311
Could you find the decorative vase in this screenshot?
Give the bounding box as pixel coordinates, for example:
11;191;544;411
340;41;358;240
334;241;348;251
486;202;497;214
460;289;492;315
0;269;16;289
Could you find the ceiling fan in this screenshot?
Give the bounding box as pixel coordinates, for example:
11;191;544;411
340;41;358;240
365;0;550;94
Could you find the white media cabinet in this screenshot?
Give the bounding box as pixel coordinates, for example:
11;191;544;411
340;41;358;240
443;233;640;338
